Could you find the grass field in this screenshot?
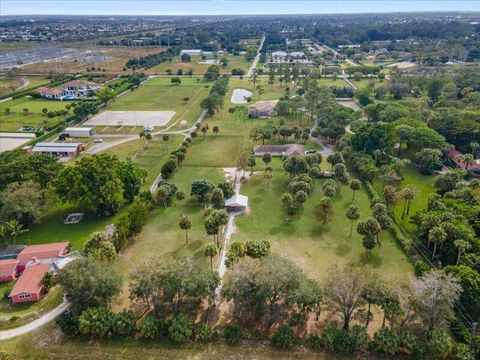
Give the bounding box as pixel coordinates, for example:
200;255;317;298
147;54;250;75
351;78;384;90
182;135;244;167
0;97;73;132
0;76;51;97
0;286;63;330
103;77;210;129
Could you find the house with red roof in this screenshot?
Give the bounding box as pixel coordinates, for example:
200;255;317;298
9;262;51;303
447;149;480;176
16;242;69;272
0;259;20;282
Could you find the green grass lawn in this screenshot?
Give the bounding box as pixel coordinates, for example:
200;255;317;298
147;54;250;75
373;165;436;231
233;166;413;285
0;97;73;132
182;135;244;167
351;78;384;90
0;285;63;330
317;77;352;88
0;76;51;98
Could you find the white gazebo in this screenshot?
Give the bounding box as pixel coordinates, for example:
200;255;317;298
225;193;248;211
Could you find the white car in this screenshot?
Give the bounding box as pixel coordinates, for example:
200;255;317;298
94;138;103;143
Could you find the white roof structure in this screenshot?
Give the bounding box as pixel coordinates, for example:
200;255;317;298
51;251;81;272
225;193;248;208
289;51;306;58
32;142;81;154
272;51;287;57
180;49;202;56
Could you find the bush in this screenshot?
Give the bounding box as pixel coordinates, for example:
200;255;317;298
271;325;295;349
223;324;244;345
167;315;193;343
57;311;80;337
320;324;369;354
414;260;430;277
195;323;213;343
138;315;160;339
307;334;322;351
373;327;401;355
451;343;475;360
112;310;136;337
3;284;13;300
78;307;114;338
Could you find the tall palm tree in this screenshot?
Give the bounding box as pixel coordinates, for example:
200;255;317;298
401;185;417;219
6;220;28;247
345;205;360;238
204;243;218;271
429;226;446;259
178;215;192;245
454;239;471;265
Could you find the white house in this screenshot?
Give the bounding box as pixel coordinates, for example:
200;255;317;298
61;80;101;99
289;51;306;59
35;87;65;100
271;51;287;63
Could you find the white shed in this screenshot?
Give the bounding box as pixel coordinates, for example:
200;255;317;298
65;127;94;138
225;193;248;211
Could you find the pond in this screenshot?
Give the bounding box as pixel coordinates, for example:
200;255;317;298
230;88;252;104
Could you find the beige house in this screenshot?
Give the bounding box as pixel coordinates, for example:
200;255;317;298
247;100;279;118
252;144;305;157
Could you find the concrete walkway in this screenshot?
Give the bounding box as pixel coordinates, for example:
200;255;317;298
0;300;69;341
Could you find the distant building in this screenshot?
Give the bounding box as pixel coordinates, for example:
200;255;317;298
271;51;287;63
32;142;83;157
247;100;279;118
9;262;51;304
289;51;306;58
447;149;480;176
35;87;65;100
180;49;203;56
65;127;94;138
252;144;305;157
61;80;101;98
0;259;20;282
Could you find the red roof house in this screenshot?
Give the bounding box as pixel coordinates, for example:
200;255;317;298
447;149;480;176
16;242;69;271
9;263;50;303
0;259;20;282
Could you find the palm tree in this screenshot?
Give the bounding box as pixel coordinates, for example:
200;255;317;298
470;141;479;156
175;190;186;214
463;153;474;172
429;226;446;259
178;215;192;245
401;185;417;219
454;239;471;265
6;220;28;247
349;179;361;202
345;205;360;238
362;235;376;259
0;224;10;247
204;243;218;271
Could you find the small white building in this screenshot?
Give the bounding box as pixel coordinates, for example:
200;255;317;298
32;142;83;157
225;193;248;211
180;49;203;56
65;127;94;138
271;51;287;63
61;80;101;99
289;51;306;59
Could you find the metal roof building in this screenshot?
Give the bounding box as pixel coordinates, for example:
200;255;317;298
32;142;82;157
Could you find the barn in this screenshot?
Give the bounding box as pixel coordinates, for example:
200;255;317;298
0;259;20;282
9;262;51;304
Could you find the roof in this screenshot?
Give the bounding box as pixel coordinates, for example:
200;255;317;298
36;87;64;96
33;142;82;153
0;259;19;277
65;127;93;132
253;144;305;156
272;51;287;57
17;242;69;265
289;51;305;57
447;149;480;171
9;263;50;297
225;193;248;208
52;251;80;272
248;100;278;112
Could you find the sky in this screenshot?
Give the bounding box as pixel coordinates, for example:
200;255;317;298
2;0;480;16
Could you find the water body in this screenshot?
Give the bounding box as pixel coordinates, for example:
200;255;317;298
230;88;252;104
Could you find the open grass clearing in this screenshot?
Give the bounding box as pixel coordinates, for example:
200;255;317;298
182;135;244;167
147;54;250;75
233;168;413;285
350;78;384;90
0;97;71;113
0;76;51;97
0;286;63;330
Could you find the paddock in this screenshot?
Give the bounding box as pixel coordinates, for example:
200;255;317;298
84;111;175;127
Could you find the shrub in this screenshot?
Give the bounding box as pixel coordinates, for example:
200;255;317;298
139;315;160;339
373;327;400;355
307;334;322;351
78;307;114;338
195;323;213;343
426;330;453;359
3;284;13;300
271;325;295;349
320;324;369;354
167;315;193;343
414;260;430;277
57;311;80;337
112;310;136;337
451;343;475;360
223;324;244;345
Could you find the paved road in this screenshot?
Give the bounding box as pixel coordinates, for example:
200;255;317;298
247;35;265;77
85;135;138;154
0;300;69;341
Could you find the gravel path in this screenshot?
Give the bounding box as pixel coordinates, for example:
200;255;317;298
0;300;69;341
